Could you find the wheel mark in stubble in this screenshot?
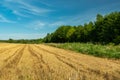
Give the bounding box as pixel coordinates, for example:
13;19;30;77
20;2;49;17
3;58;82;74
35;46;120;80
35;45;109;75
0;45;21;54
6;47;25;68
4;48;21;62
0;46;25;79
38;46;120;79
2;46;25;68
28;46;43;80
35;45;78;71
29;46;51;71
28;46;51;80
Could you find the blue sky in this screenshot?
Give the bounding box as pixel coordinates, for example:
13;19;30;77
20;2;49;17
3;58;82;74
0;0;120;40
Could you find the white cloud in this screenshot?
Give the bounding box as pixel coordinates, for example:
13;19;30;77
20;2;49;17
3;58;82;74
49;21;65;27
0;15;15;23
27;21;46;30
0;33;47;40
12;10;29;17
2;0;53;17
19;1;51;14
26;20;66;30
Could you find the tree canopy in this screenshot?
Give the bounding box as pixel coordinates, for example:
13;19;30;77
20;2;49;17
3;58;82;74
44;12;120;44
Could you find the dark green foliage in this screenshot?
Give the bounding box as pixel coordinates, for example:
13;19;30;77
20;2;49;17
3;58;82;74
43;33;52;43
44;25;76;43
94;12;120;44
8;38;14;43
52;25;74;42
43;12;120;44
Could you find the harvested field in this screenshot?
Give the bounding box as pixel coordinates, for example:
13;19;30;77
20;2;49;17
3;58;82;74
0;43;120;80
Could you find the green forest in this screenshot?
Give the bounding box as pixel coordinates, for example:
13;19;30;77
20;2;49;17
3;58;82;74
1;12;120;45
44;12;120;45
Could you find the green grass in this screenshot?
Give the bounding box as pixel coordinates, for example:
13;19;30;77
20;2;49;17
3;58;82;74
47;43;120;59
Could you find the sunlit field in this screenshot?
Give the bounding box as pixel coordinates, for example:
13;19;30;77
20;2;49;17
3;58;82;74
0;0;120;80
0;43;120;80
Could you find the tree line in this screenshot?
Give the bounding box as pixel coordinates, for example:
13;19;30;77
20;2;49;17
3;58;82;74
0;38;43;44
0;12;119;44
43;12;120;44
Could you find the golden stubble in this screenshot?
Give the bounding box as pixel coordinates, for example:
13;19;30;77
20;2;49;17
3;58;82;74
0;43;119;80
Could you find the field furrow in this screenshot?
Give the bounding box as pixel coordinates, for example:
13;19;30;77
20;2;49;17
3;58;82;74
0;43;119;80
35;45;78;71
0;45;25;80
28;45;51;80
0;45;21;54
35;44;120;80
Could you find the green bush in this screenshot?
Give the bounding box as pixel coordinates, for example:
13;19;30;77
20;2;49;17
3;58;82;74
48;43;120;59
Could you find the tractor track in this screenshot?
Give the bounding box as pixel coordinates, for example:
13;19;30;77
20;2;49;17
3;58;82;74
5;46;25;68
28;45;51;80
4;47;21;62
35;45;120;80
0;43;119;80
0;45;25;79
0;45;21;54
34;45;78;71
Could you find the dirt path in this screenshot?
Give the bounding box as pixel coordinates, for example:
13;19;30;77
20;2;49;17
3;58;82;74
0;43;119;80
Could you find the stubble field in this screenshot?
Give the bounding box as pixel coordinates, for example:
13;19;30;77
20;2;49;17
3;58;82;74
0;43;120;80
